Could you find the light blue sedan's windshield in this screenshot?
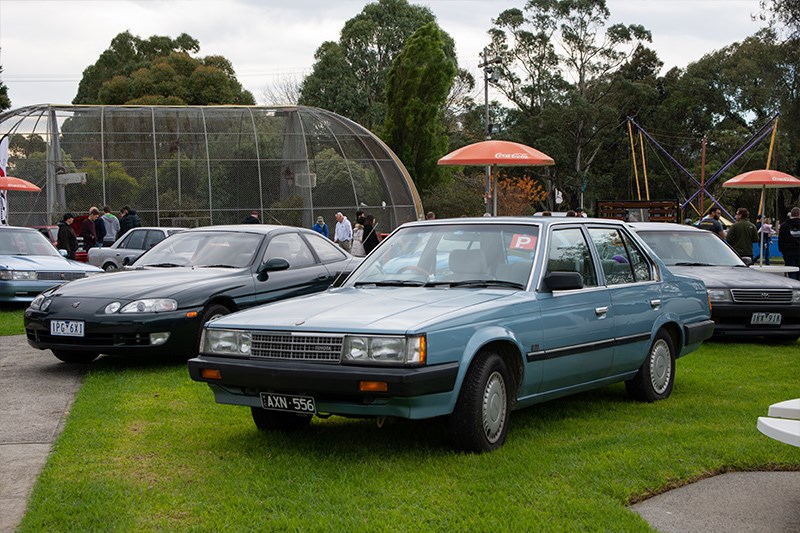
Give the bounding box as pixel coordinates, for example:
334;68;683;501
347;224;539;288
0;229;61;257
637;230;745;267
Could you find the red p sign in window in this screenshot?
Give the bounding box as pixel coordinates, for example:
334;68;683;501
510;234;537;249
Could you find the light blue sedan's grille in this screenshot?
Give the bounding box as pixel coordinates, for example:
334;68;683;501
730;289;793;304
250;333;343;362
37;271;87;281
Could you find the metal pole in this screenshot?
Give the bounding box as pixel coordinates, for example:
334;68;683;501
479;50;501;216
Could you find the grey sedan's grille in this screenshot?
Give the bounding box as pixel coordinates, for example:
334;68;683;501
37;272;86;281
731;289;793;304
250;333;343;362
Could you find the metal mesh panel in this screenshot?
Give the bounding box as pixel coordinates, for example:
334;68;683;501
0;105;422;229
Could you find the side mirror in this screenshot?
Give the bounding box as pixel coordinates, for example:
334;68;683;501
742;256;753;266
543;271;583;291
58;249;68;257
257;257;290;281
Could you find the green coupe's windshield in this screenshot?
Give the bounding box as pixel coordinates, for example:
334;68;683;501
346;224;539;289
636;230;745;267
138;231;263;268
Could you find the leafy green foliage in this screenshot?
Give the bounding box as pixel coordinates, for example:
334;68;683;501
74;32;254;106
0;64;11;111
16;341;800;530
383;22;457;191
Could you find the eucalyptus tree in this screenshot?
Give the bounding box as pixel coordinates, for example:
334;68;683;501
383;22;457;191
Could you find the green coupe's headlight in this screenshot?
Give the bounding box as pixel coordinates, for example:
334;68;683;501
202;328;251;356
707;288;731;303
0;270;37;281
342;335;426;366
29;293;45;310
119;299;178;313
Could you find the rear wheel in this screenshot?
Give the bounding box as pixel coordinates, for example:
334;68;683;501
449;351;512;453
52;350;99;364
103;262;118;272
625;330;675;402
251;407;312;431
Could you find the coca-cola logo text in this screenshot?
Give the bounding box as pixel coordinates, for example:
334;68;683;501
495;152;529;159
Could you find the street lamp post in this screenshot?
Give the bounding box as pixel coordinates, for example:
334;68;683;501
479;49;501;216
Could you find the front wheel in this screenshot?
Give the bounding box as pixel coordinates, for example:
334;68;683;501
449;352;512;453
52;350;99;364
625;330;675;402
103;262;118;272
251;407;312;431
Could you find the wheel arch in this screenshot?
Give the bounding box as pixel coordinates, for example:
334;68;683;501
460;329;525;402
202;296;239;314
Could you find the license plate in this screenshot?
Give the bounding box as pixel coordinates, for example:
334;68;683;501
50;319;85;337
751;312;781;326
260;392;316;414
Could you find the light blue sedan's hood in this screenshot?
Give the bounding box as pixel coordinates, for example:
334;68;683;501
0;254;100;272
210;287;513;332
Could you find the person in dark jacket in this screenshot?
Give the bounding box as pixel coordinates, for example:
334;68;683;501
778;206;800;280
362;214;380;255
117;206;142;240
80;208;100;249
56;213;78;259
91;206;106;246
242;210;260;224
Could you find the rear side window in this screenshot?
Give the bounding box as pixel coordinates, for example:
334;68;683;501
305;232;347;263
588;228;652;285
122;230;146;250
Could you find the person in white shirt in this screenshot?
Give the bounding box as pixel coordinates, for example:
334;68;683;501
334;212;353;252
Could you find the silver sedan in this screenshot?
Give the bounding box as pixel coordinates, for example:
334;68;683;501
88;227;185;271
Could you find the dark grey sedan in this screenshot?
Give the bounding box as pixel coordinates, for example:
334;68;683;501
25;225;360;363
632;222;800;341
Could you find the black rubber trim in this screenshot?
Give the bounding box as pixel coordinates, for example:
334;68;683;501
526;332;651;362
684;319;715;345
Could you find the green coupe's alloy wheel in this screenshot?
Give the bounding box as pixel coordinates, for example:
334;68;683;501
649;339;672;395
482;371;507;444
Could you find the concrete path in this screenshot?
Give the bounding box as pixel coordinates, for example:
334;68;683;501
0;335;84;533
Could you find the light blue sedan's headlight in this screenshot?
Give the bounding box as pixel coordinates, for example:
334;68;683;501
0;270;37;280
342;335;426;366
119;299;178;313
707;289;732;303
202;329;251;356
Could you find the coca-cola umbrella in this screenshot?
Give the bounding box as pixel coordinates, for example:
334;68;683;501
438;140;555;216
0;176;41;226
722;169;800;266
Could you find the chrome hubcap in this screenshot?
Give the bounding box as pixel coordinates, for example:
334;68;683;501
482;371;507;443
649;339;672;394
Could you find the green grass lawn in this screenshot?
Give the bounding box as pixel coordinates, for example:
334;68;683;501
0;305;25;336
17;340;800;531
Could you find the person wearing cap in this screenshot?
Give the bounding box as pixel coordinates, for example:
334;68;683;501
242;210;260;224
56;212;78;259
312;215;329;238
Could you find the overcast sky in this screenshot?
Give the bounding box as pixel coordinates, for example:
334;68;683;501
0;0;768;109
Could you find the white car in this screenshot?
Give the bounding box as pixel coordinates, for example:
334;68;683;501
88;227;185;271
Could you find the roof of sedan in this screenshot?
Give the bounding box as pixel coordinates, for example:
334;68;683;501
400;216;629;227
181;224;307;233
628;222;705;232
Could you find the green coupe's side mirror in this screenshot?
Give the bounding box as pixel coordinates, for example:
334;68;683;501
257;258;290;281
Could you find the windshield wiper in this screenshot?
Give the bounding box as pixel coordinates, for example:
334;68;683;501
673;262;715;266
446;279;525;289
198;264;238;268
354;280;426;287
143;262;184;268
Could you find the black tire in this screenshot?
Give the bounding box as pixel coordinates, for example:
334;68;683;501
251;407;312;431
195;304;231;355
625;330;676;402
103;262;118;272
449;351;512;453
52;350;99;364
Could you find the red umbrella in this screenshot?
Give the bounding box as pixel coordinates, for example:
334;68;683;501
0;175;41;192
723;169;800;266
438;140;554;166
438;140;554;215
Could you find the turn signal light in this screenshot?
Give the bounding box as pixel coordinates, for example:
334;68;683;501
200;368;222;380
186;311;199;318
359;381;388;392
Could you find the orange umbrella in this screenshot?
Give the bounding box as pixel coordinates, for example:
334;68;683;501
438;140;554;166
0;175;41;192
723;169;800;266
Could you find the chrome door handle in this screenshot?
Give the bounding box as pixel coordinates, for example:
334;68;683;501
650;299;661;309
595;306;608;316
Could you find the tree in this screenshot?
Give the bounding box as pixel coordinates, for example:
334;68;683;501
0;64;10;111
760;0;800;37
383;23;457;191
74;32;254;105
261;74;302;105
299;0;437;129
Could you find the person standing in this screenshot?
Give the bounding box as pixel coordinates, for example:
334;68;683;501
778;206;800;280
312;216;329;238
80;208;100;249
101;206;120;246
351;219;366;257
426;211;436;220
242;210;260;224
333;212;352;252
726;207;758;261
758;216;774;265
56;212;78;259
363;214;379;255
698;206;726;239
91;206;106;247
117;206;142;240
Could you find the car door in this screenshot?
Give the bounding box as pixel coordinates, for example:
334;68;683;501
535;226;615;392
251;231;331;306
588;226;660;374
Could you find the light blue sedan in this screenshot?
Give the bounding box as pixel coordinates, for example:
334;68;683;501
1;226;101;303
189;217;714;452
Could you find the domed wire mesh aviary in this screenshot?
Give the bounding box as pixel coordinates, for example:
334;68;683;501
0;104;422;231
